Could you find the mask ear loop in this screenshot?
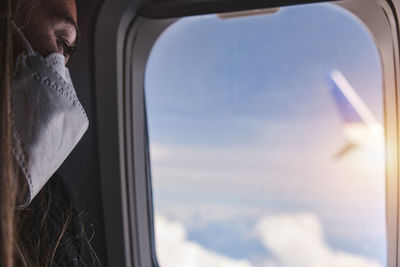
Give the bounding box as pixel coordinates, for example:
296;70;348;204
11;21;35;56
10;21;35;208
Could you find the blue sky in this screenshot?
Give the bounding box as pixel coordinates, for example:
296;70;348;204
145;3;386;267
146;3;382;145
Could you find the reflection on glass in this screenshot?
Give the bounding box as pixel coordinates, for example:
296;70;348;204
145;3;386;267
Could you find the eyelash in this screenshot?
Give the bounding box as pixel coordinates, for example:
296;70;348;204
57;38;78;57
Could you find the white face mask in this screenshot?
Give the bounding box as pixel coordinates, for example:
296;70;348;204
12;22;89;207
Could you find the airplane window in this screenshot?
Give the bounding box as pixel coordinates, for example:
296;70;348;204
145;3;386;267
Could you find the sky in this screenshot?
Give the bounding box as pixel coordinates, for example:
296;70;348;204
145;3;386;267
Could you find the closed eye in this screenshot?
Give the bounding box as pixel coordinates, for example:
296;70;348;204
57;38;79;57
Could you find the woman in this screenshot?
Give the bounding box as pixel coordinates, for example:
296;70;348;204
0;0;99;266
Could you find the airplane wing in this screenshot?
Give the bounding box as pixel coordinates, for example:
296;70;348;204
334;142;358;159
329;70;381;159
329;70;379;126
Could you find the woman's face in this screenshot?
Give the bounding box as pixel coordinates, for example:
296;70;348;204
13;0;78;64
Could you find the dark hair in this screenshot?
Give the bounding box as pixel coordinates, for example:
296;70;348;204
0;0;18;266
0;1;100;266
16;174;101;266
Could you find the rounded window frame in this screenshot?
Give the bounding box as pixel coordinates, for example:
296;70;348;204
95;0;400;266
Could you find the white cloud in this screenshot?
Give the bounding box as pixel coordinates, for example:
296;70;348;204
256;214;382;267
151;141;386;241
155;213;382;267
155;215;254;267
151;141;386;267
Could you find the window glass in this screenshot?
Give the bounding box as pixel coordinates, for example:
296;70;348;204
145;3;386;267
